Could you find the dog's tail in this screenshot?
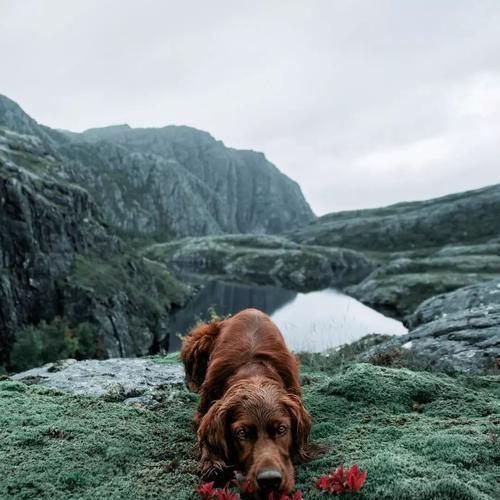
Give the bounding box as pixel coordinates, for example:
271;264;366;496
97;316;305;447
181;321;221;392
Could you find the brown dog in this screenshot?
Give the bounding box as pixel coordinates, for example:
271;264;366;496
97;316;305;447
181;308;312;496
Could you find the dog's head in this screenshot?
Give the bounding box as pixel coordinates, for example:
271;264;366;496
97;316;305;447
198;378;311;495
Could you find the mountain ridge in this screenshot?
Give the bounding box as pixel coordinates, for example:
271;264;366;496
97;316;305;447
0;94;315;239
288;181;500;251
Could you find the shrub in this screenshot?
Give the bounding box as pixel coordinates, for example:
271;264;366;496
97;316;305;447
10;319;104;372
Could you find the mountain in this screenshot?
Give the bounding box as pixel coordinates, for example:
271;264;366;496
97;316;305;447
0;93;316;371
0;94;315;239
288;184;500;252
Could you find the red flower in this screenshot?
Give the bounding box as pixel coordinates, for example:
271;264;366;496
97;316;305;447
316;474;331;491
195;481;216;499
267;493;283;500
196;481;241;499
213;486;239;500
345;464;367;493
314;464;367;495
328;465;345;494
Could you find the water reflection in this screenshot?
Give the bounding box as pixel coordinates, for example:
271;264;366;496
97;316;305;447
168;280;296;352
271;288;407;352
168;280;407;353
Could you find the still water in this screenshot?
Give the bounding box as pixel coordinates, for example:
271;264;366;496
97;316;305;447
168;280;407;353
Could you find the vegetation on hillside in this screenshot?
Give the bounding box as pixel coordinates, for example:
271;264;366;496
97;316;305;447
10;320;104;373
70;253;189;314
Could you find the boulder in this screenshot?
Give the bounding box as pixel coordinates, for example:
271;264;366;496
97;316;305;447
12;357;184;399
360;280;500;373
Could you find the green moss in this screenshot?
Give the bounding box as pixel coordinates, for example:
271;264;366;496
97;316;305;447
0;382;198;499
1;362;498;499
4;150;50;175
150;351;182;365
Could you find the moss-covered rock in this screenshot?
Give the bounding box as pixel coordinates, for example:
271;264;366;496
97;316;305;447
144;234;374;292
1;359;498;499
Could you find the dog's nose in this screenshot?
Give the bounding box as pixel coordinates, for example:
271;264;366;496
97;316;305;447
257;469;282;491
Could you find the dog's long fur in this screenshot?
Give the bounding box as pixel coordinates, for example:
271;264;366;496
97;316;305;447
181;308;312;493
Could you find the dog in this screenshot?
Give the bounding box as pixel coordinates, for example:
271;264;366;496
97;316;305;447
181;308;312;496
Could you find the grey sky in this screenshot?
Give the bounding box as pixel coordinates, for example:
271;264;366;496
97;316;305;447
2;0;500;215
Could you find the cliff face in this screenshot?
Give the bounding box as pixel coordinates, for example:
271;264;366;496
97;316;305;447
78;125;315;236
0;128;190;370
0;95;315;239
0;155;100;366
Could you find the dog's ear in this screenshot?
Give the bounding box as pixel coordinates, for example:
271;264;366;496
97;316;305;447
197;397;234;479
181;321;221;392
282;393;312;463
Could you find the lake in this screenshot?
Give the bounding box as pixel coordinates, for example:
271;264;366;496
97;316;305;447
168;280;407;352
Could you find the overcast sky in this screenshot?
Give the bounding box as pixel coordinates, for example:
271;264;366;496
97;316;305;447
2;1;500;215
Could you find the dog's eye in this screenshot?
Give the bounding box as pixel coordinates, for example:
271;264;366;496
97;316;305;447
276;425;287;435
236;428;247;439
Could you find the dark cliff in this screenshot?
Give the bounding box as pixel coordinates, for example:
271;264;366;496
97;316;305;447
0;127;189;370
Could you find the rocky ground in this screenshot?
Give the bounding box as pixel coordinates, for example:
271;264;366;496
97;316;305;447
11;356;184;401
1;352;499;499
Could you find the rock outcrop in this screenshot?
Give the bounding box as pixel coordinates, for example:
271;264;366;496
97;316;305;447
0;94;315;239
407;278;500;329
144;234;374;292
12;357;184;402
346;246;500;318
